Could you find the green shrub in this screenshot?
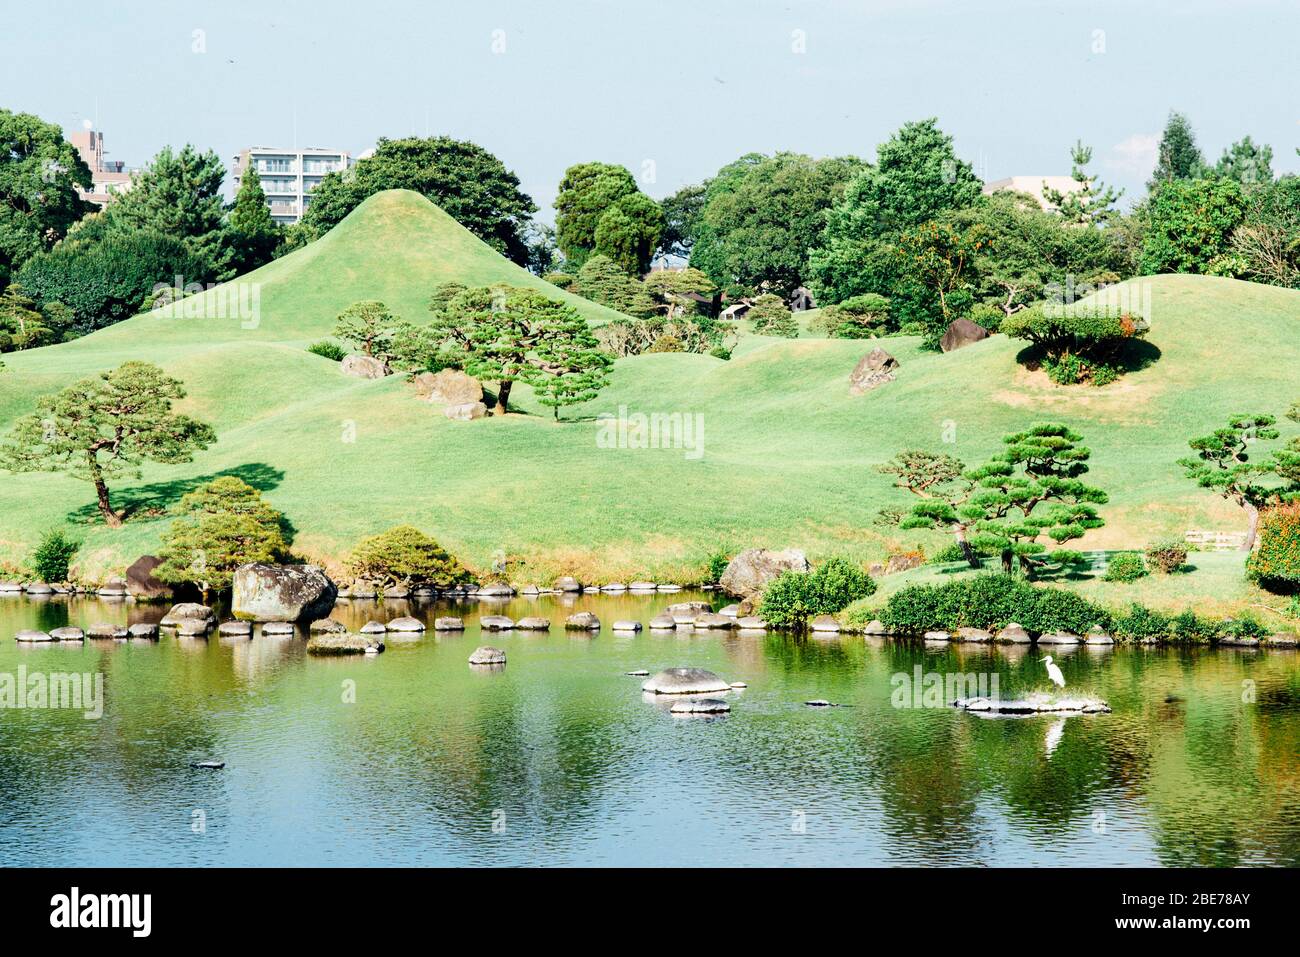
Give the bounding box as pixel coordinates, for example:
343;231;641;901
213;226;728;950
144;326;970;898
758;557;876;627
1222;615;1269;641
1169;609;1221;645
1113;604;1172;643
349;525;471;588
706;550;731;584
1002;302;1150;387
30;528;80;582
1247;503;1300;593
748;294;798;337
156;477;287;593
1145;539;1189;574
1103;552;1147;583
878;574;1111;636
968;302;1004;335
307;340;346;361
928;541;993;564
814;294;890;338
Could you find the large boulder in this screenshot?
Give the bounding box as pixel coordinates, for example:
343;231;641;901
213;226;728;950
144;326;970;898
719;547;810;599
940;318;990;353
641;668;731;695
125;555;172;602
232;564;338;623
848;348;899;396
341;354;391;379
414;369;483;406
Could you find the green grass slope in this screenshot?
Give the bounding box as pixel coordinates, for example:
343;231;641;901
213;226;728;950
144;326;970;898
1;198;1298;600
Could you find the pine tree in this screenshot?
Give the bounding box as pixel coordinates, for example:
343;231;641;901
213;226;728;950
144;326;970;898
225;166;282;276
0;361;216;526
1043;140;1123;225
1148;111;1204;191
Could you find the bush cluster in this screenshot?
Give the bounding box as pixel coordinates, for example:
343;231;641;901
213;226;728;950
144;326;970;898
307;341;346;361
1145;539;1189;574
1113;603;1270;644
876;574;1111;636
30;528;80;582
758;557;876;627
1247;503;1300;593
349;525;471;588
1103;552;1147;583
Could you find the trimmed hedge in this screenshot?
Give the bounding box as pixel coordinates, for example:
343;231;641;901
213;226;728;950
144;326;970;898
1247;504;1300;593
759;557;876;627
876;574;1111;636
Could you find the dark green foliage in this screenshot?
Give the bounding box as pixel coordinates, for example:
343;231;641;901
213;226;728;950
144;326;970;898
1213;136;1274;186
0;108;92;287
306;341;346;361
592;192;664;275
333;300;405;359
689;152;864;299
1042;140;1122;225
1148;111;1204;190
1141;177;1247;275
878;574;1111;636
758;557;876;627
299;136;537;264
658;184;706;260
1002;302;1150;386
1145;539;1189;574
17;230;205;333
349;525;471;587
1247;504;1300;592
813;294;890;338
1103;552;1147;583
156;477;287;593
1112;603;1172;643
575;254;655;316
554;163;658;271
1180;413;1291;550
30;528;80;582
747;294;798;337
224;166;282;276
706;550;731;584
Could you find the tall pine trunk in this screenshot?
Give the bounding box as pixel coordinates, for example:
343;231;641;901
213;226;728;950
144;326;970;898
89;456;121;527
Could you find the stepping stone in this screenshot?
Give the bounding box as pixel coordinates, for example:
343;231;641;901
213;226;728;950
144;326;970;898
15;630;52;642
480;615;514;631
261;622;295;635
477;583;516;598
191;761;225;770
612;620;642;631
360;620;387;634
25;583;53;595
641;668;730;695
694;613;735;630
648;615;676;630
736;616;768;630
387;616;426;632
553;576;582;593
175;619;211;637
434;617;465;631
656;584;682;592
306;633;384;656
718;604;741;618
217;621;252;637
128;623;160;639
955;627;993;643
565;612;601;631
809;615;841;633
953;693;1111;714
863;620;887;635
923;630;950;642
309;618;347;633
628;582;657;591
1085;626;1114;645
1038;631;1082;645
383;585;410;599
515;617;550;631
50;627;85;641
601;583;627;592
87;623;129;639
996;623;1032;643
805;699;833;707
468;646;506;665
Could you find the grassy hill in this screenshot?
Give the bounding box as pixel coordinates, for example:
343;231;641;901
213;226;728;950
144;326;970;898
1;190;1298;610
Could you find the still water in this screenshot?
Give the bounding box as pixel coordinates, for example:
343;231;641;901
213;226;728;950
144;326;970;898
1;591;1297;867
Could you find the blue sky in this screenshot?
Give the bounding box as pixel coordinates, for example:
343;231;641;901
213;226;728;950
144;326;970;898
3;0;1296;218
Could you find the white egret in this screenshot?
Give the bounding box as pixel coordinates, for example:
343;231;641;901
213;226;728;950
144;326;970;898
1041;655;1066;689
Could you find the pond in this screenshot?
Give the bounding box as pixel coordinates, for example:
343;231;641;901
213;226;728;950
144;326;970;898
0;591;1297;867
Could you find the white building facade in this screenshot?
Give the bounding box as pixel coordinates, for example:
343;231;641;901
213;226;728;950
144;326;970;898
231;147;352;224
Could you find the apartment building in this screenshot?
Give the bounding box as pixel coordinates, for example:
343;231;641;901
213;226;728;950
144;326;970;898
68;129;134;207
230;147;352;224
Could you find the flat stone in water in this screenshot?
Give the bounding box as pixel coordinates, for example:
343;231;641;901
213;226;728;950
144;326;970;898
809;615;841;633
1038;631;1082;645
612;620;642;631
641;668;730;695
671;698;730;715
924;631;950;642
434;617;464;631
628;582;657;591
693;613;735;630
15;629;52;642
88;623;129;639
952;692;1111;715
515;617;550;631
191;761;225;770
262;621;295;635
309;618;348;633
480;615;514;631
996;623;1031;643
50;627;86;641
468;646;507;665
565;612;600;631
626;669;650;676
218;620;253;637
128;623;159;639
736;616;768;630
648;615;676;629
360;620;387;634
307;633;384;656
955;627;993;643
387;616;426;632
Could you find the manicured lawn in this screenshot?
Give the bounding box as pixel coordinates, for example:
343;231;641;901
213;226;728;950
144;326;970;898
1;190;1297;605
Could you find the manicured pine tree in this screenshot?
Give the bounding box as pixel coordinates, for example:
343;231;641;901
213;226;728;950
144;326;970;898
0;361;216;526
1042;140;1123;225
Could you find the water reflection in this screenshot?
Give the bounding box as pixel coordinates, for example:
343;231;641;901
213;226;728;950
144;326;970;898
0;590;1297;866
